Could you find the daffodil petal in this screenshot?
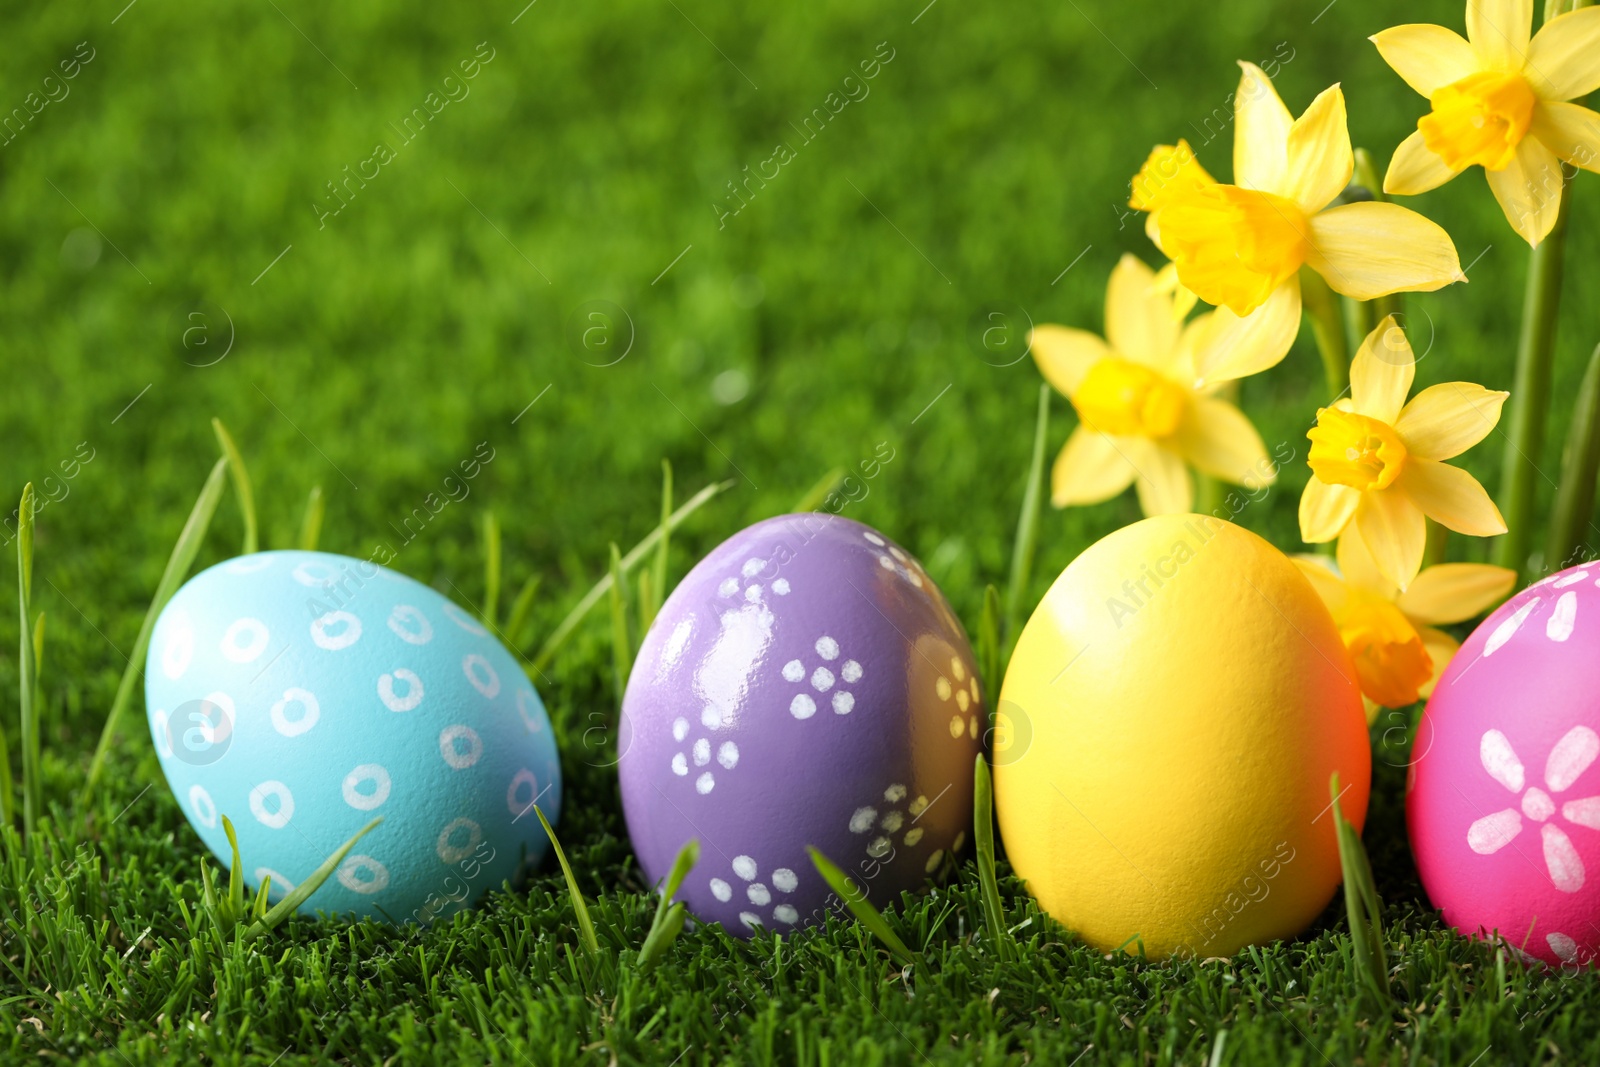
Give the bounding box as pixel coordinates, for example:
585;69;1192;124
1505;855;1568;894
1384;128;1465;196
1193;276;1301;384
1134;442;1193;517
1299;476;1361;543
1399;563;1517;624
1485;135;1566;246
1350;314;1415;424
1531;101;1600;174
1336;528;1397;599
1050;428;1139;507
1394;383;1510;460
1370;24;1481;97
1234;61;1293;196
1031;325;1108;398
1105;253;1180;368
1466;0;1532;72
1397;457;1508;536
1291;554;1348;613
1283;85;1353;214
1305;201;1464;301
1354;489;1427;591
1418;626;1460;698
1525;6;1600;102
1173;396;1273;485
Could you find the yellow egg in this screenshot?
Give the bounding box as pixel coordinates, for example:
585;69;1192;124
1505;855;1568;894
994;514;1368;958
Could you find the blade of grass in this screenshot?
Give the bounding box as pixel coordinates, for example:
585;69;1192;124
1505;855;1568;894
791;467;844;513
639;903;688;971
977;584;1001;699
222;815;246;925
532;479;733;671
644;459;673;632
482;510;502;629
211;418;258;555
242;816;383;940
504;575;540;651
534;805;600;956
16;484;37;836
0;703;12;828
639;838;698;971
1004;385;1050;648
636;568;654;645
28;612;44;831
1547;343;1600;570
608;543;633;706
298;485;324;551
82;457;230;803
1330;772;1392;1012
808;847;920;968
972;754;1009;958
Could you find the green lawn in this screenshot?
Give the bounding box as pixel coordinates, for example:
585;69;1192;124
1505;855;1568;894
4;0;1600;1062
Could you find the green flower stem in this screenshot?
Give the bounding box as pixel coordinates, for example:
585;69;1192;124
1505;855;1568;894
1546;343;1600;571
1494;178;1573;582
1423;518;1450;570
1300;268;1348;400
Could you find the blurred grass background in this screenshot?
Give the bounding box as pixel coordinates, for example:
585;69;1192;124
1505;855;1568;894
4;0;1600;1062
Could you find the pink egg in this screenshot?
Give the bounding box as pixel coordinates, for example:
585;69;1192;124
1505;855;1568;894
1409;561;1600;967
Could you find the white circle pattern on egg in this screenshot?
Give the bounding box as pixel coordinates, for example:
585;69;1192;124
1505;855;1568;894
387;605;434;645
436;818;483;863
439;725;484;769
189;784;218;828
248;780;295;829
507;768;541;816
378;669;425;712
310;611;362;651
270;688;320;737
220;617;270;663
162;612;194;679
338;854;390;894
342;764;392;811
463;654;500;698
145;550;563;925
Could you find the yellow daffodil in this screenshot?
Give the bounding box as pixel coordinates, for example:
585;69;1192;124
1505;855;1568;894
1373;0;1600;246
1299;316;1509;590
1131;63;1464;383
1030;254;1274;517
1295;532;1515;718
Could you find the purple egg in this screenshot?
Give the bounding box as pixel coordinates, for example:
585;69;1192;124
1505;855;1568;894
619;513;983;935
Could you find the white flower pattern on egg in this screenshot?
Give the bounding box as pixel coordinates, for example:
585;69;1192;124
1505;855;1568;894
1467;726;1600;892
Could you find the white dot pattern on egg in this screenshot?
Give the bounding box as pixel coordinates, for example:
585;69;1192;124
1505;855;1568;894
146;550;563;924
619;515;982;936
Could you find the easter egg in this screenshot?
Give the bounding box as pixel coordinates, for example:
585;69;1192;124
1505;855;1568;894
145;550;561;923
995;514;1369;958
1409;561;1600;967
618;514;983;934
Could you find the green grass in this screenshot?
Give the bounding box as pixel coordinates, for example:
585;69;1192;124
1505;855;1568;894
5;0;1600;1061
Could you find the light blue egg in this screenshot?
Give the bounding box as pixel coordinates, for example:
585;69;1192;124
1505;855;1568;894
145;550;562;923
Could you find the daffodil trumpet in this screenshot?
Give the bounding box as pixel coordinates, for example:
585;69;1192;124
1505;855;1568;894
1295;532;1515;720
1031;254;1278;518
1371;0;1600;246
1130;63;1465;384
1299;316;1510;591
